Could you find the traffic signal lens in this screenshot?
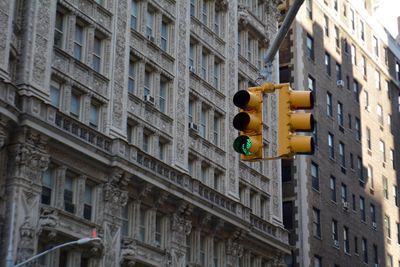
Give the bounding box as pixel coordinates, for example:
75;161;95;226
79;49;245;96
233;136;252;156
233;112;250;131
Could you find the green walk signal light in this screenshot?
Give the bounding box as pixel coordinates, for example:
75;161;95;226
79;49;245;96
233;88;263;161
277;83;315;158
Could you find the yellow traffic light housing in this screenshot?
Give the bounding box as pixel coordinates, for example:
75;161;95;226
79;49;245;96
278;84;314;157
233;88;263;161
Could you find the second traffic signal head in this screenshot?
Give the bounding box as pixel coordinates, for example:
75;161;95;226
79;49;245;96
232;89;263;161
278;84;314;157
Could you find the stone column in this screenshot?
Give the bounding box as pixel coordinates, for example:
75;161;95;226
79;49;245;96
169;213;192;267
101;169;128;267
4;128;49;265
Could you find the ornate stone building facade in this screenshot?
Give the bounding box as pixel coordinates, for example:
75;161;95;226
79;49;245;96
280;0;400;266
0;0;290;266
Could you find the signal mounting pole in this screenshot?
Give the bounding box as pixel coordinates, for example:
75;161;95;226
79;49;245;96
261;0;305;82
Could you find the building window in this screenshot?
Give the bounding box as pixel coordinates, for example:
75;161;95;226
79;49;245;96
146;8;155;37
214;9;220;34
313;207;321;237
360;20;365;41
396;62;400;81
375;70;381;90
159;77;168;113
213;240;220;267
357;156;363;181
201;51;208;80
311;162;319;191
393;185;398;206
324;15;329;37
353;236;359;254
128;59;136;94
130;0;138;30
330;176;336;202
41;168;54;205
92;35;102;72
188;99;194;123
328;133;334;159
143;130;151;152
155;212;163;247
377;104;383;124
189;42;195;68
336;63;342;81
201;0;208;25
144;70;151;97
373;36;379;57
306;35;314;60
350;9;355;30
138;207;146;242
54;11;64;48
350;153;354;169
306;0;313;19
332;219;338;243
158;138;167;160
384;215;391;238
89;102;99;128
213;114;220;146
74;24;84;60
70;91;81;119
351;44;356;65
379;140;386;162
383;176;388;199
199;106;207;138
364;91;369;110
50;80;61;108
355;117;361;141
200;163;208;184
339;142;345;167
397;223;400;244
314;256;321;267
387;254;393;267
200;234;206;266
64;174;75;214
334;26;340;48
390;149;395;169
83;181;93;220
325;52;331;76
121;204;129;236
313;120;318;147
360;196;365;221
190;0;195;16
326;92;332;116
308;75;315;92
362;238;368;263
341;183;347;203
361;56;367;77
344;227;350;253
367;165;374;188
337;102;343;126
370;204;376;224
161;19;169;51
213;60;220;89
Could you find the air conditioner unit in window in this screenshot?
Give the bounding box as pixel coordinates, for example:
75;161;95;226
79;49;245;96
188;122;198;132
372;222;377;229
144;95;155;105
146;34;155;42
364;105;370;111
336;80;345;87
342;201;349;210
333;240;339;247
189;65;195;72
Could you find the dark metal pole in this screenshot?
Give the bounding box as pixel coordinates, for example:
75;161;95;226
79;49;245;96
264;0;305;65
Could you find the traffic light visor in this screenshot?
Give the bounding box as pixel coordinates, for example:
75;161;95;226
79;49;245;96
233;112;261;132
289;91;314;109
233;90;260;109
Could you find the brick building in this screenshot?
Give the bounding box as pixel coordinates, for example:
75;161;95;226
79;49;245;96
280;0;400;266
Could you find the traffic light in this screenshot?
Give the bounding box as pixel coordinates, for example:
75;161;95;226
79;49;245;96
277;83;314;157
232;88;263;161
